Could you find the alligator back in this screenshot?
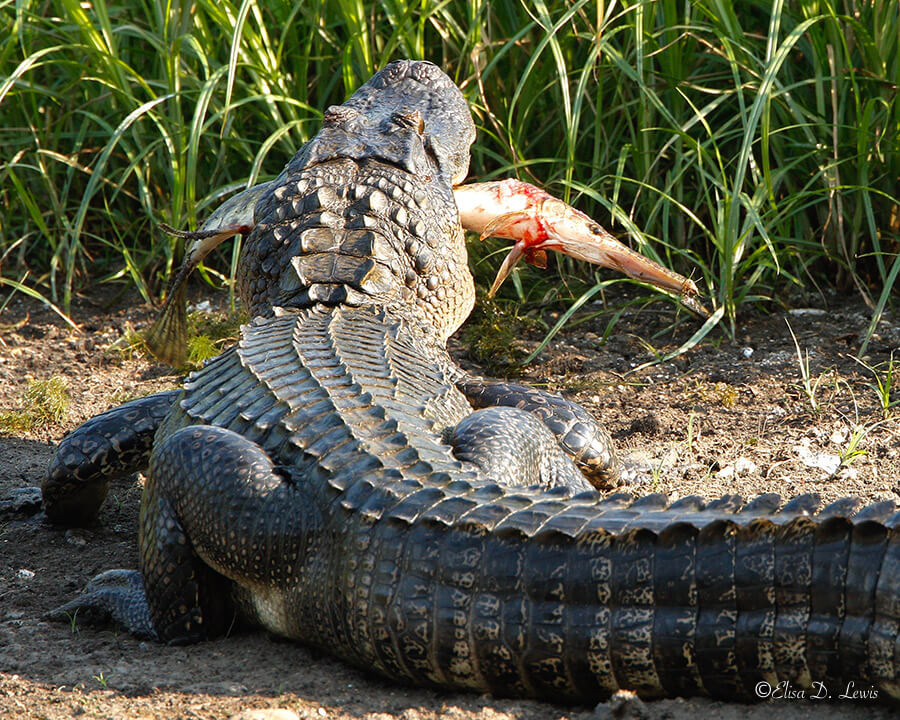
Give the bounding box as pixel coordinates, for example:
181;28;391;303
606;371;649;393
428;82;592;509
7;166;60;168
160;303;476;478
156;302;900;703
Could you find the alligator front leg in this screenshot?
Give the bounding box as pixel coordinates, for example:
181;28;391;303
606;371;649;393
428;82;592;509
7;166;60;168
454;373;619;489
42;389;182;525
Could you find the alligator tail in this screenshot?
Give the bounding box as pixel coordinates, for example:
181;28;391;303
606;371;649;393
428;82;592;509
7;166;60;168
325;489;899;702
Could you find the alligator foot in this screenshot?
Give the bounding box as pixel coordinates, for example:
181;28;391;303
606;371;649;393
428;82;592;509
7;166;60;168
42;390;182;526
448;406;594;492
455;373;619;489
45;569;158;640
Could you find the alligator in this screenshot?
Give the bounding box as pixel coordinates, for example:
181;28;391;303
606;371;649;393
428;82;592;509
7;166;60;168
42;60;899;704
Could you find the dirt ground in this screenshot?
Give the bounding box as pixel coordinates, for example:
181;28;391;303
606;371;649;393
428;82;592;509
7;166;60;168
1;285;899;720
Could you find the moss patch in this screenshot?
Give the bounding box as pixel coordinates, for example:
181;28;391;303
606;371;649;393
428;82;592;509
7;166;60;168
185;309;247;366
460;297;539;377
0;376;70;433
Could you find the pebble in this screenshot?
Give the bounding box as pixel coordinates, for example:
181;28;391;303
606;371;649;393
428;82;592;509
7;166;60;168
188;300;213;313
227;710;300;720
17;569;35;579
65;529;89;547
793;441;841;475
734;457;757;475
787;308;827;316
715;458;756;479
829;426;850;444
593;689;648;719
0;487;42;514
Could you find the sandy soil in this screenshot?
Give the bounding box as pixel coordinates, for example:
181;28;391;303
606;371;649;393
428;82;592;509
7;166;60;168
1;286;898;719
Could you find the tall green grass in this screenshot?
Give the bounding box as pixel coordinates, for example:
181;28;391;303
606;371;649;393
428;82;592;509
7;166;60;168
1;0;897;342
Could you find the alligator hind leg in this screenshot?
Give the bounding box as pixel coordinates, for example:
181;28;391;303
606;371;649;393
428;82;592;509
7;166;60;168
454;374;619;489
141;424;321;643
42;389;182;525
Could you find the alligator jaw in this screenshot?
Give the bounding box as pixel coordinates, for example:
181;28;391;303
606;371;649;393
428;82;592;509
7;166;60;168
455;179;707;315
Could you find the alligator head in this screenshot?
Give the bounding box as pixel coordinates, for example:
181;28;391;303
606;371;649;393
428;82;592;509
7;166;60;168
291;59;477;188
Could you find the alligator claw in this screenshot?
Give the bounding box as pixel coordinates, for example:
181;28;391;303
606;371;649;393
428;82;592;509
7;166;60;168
455;179;708;314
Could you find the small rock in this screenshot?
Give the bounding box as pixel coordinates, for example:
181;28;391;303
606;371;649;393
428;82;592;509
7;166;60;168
65;529;89;547
593;689;648;719
793;443;841;475
787;308;827;316
227;710;299;720
715;465;735;479
741;346;754;358
17;569;35;579
188;300;212;313
734;457;757;475
829;426;849;445
0;487;43;514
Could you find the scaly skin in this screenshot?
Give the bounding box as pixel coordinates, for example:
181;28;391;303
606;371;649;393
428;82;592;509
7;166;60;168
43;60;899;704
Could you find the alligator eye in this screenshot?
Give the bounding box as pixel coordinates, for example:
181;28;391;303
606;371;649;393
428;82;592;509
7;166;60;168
590;225;604;235
393;110;425;135
323;105;360;128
